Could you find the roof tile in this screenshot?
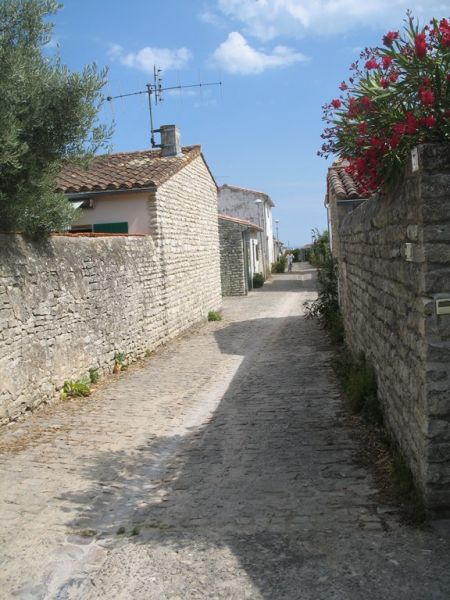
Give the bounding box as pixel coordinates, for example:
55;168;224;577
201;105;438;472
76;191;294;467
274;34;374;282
57;146;201;194
328;160;369;200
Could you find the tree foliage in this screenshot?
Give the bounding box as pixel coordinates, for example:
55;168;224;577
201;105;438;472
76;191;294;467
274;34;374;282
305;229;344;343
0;0;111;236
320;12;450;194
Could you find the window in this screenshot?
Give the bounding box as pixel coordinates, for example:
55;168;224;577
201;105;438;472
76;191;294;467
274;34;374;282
254;242;259;262
70;198;94;209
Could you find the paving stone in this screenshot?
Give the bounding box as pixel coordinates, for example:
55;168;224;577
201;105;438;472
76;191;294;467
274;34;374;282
0;263;449;599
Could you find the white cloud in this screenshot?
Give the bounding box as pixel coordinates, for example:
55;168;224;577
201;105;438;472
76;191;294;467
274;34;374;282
215;0;448;39
199;9;223;26
210;31;307;74
108;44;192;73
108;43;123;60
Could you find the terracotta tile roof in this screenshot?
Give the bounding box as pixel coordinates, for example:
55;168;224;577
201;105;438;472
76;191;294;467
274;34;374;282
57;146;202;194
327;160;369;200
218;213;263;232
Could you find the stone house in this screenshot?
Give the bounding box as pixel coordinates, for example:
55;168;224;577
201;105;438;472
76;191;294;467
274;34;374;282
58;125;217;236
0;126;222;423
218;184;275;277
218;213;263;296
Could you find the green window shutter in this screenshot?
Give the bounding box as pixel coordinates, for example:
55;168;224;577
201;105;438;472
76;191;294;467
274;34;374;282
93;222;129;233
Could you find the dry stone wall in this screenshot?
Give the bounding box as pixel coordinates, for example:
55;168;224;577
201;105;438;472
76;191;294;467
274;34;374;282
0;155;222;423
155;155;222;335
218;218;247;296
0;235;165;423
332;144;450;514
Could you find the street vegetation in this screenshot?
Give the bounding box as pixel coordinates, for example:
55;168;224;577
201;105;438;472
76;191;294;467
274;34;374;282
0;0;111;236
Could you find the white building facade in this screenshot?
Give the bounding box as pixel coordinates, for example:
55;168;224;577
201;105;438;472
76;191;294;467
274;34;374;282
218;184;275;278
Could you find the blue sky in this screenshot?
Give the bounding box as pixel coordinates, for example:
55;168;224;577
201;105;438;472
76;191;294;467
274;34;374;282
50;1;445;246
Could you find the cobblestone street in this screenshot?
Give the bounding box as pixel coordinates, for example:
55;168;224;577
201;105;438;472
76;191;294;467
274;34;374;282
1;263;449;599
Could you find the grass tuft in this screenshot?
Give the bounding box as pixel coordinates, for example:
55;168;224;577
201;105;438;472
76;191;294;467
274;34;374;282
207;310;222;322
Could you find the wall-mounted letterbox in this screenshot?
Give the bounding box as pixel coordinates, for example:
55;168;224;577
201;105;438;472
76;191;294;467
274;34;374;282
436;298;450;316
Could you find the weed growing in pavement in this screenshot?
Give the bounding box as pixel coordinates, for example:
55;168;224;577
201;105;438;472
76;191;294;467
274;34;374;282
130;526;140;536
335;350;380;423
76;528;97;538
113;351;128;373
386;447;426;523
88;367;99;384
335;347;425;523
60;379;91;399
207;310;222;322
116;526;126;535
389;449;425;522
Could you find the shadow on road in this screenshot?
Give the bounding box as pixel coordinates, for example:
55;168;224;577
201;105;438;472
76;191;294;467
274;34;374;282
57;275;450;599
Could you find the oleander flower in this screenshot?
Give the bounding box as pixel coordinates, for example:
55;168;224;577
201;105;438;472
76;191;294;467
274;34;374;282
383;31;399;46
319;12;450;195
419;115;437;127
420;88;435;105
415;33;427;58
365;58;379;70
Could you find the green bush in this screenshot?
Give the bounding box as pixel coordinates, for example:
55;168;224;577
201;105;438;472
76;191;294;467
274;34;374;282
309;229;330;267
272;258;286;273
304;235;344;343
207;310;222;321
252;272;265;288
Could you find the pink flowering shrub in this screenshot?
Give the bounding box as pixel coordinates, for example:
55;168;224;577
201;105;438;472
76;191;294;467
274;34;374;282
320;13;450;195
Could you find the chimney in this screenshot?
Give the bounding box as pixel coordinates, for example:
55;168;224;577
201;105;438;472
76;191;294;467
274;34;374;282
160;124;182;157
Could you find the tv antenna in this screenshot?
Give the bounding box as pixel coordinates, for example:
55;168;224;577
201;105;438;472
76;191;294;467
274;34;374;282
107;66;222;148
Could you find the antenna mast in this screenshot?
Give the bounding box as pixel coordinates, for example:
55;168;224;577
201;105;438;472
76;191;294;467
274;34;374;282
107;67;222;148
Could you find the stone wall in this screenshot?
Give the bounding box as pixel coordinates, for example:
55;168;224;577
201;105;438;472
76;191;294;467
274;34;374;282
154;155;222;336
0;155;222;423
0;235;164;422
330;144;450;514
218;217;247;296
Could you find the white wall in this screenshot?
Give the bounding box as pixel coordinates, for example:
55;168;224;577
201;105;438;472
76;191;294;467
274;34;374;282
218;186;275;276
72;193;153;234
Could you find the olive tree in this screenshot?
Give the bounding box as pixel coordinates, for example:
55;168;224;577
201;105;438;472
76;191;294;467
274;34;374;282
0;0;111;236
